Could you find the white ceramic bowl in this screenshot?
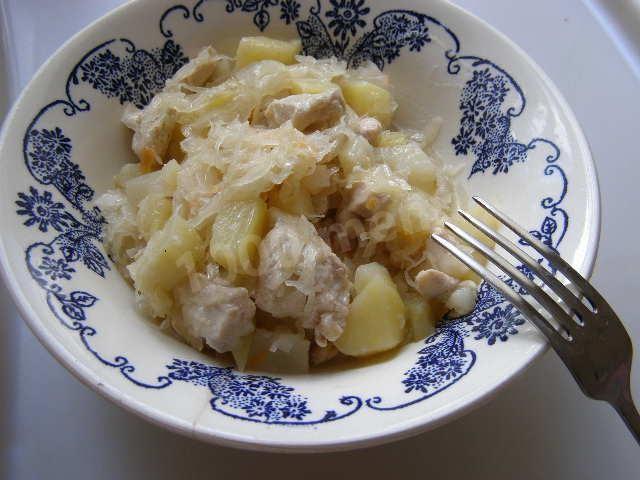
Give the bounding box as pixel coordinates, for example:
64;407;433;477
0;0;599;452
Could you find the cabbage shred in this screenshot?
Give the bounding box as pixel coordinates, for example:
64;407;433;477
96;37;477;373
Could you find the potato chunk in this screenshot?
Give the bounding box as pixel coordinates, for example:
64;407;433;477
272;183;314;216
128;214;204;317
408;163;437;193
353;261;390;292
231;334;253;371
405;294;436;341
338;135;374;174
376;131;406;147
236;36;302;68
378;142;437;193
291;79;333;94
246;329;310;374
340;80;395;127
335;263;406;356
125;159;180;207
136;194;173;240
452;204;501;248
209;199;268;275
397;191;436;236
426;229;481;283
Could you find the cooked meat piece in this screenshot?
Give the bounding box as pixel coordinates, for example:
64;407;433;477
173;270;256;353
414;268;460;300
166;46;234;89
425;227;478;280
444;280;478;316
310;343;339;366
346;181;391;218
255;214;351;346
356;116;382;143
248;91;291;126
415;269;477;316
264;87;344;131
121;48;234;168
122;98;177;168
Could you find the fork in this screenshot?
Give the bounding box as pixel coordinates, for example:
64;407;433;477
432;196;640;444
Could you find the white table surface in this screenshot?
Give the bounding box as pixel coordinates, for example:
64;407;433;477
2;1;640;478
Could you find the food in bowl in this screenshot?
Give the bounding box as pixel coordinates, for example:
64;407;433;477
97;36;493;373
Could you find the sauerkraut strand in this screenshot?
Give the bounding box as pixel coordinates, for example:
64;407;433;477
97;36;481;373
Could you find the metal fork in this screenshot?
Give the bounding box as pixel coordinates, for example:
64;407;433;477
432;196;640;444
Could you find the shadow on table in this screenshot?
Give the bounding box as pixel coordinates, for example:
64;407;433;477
0;282;20;480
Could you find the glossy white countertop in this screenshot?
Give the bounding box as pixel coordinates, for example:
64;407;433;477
2;0;639;478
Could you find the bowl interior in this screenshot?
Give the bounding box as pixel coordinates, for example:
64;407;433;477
0;0;598;452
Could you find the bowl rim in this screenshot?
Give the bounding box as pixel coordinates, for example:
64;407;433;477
0;0;601;452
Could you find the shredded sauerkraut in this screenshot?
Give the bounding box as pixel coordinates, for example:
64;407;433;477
96;36;481;373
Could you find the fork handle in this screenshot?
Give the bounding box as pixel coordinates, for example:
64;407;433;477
612;388;640;444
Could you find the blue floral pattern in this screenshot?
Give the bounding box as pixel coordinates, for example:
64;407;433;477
280;0;301;24
224;0;280;31
15;0;570;425
16;187;71;232
368;272;529;410
40;256;76;281
347;10;434;69
293;5;437;69
402;329;475;394
471;303;524;345
451;63;529;176
78;40;188;108
25;127;87;208
17;37;188;387
212;0;303;31
326;0;370;41
168;359;362;423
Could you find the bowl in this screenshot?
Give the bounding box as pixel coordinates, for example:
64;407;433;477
0;0;599;452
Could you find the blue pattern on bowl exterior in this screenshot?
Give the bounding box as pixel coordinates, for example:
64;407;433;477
0;0;599;451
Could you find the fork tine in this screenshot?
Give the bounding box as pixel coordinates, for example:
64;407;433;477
456;208;594;322
472;196;602;310
431;233;567;347
444;221;581;336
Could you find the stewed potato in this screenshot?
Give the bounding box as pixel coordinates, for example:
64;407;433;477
335;263;406;357
210;199;268;275
236;36;302;68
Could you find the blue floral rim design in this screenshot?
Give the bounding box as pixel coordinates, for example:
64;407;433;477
14;0;567;426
